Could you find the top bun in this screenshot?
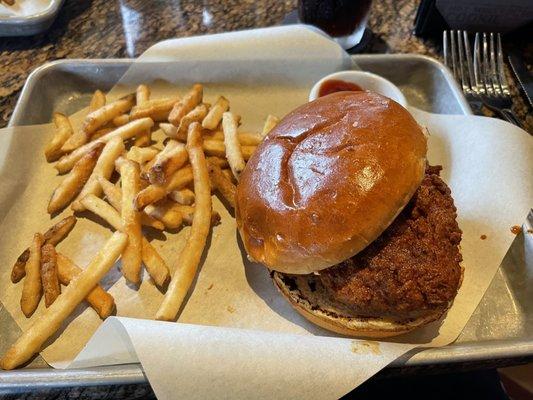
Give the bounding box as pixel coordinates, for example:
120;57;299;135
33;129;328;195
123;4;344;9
235;91;427;274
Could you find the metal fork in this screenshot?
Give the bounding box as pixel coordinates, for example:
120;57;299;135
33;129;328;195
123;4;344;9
443;30;523;128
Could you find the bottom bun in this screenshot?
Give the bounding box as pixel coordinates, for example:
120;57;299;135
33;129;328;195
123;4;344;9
271;266;464;338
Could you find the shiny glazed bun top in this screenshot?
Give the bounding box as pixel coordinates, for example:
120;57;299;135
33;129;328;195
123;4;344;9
235;91;427;274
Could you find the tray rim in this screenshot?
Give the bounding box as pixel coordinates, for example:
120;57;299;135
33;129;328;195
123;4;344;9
2;54;531;390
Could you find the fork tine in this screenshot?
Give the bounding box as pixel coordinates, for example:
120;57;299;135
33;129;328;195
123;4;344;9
473;33;485;94
463;31;476;94
450;30;459;81
489;32;501;95
456;30;470;92
482;32;494;95
496;33;510;96
443;31;449;67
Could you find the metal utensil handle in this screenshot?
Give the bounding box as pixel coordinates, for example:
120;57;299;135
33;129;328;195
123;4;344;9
482;101;524;129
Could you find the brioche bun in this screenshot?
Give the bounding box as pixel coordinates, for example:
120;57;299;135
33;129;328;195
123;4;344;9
236;91;427;274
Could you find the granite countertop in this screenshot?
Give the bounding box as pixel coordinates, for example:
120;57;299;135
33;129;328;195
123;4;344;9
0;0;531;131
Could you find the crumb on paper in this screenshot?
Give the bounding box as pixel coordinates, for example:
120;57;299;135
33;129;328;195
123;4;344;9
510;225;522;235
207;283;214;291
227;305;236;313
351;340;381;355
480;234;487;240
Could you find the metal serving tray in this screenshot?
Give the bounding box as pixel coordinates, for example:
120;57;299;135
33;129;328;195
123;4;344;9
0;0;64;37
1;55;531;393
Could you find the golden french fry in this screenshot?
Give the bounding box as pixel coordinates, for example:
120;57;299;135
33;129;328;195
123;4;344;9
202;139;256;160
40;244;60;308
159;123;178;139
221;168;235;183
119;160;142;285
130;97;180;121
136;84;150;106
156;122;211;321
147;140;188;185
112;114;130;127
48;143;104;214
55;118;154;174
222;112;245;179
83;95;135;137
60;130;89;154
206;156;229;168
176;103;209;141
97;176;164;230
202;130;262;146
261;114;279;137
89;90;106;113
90;127;115;141
127;146;159;165
0;231;128;371
202;96;229;130
56;253;115;319
71;136;125;212
80;195;170;286
208;160;236;209
20;234;43;317
135;165;193;210
45;113;74;162
145;200;184;230
140;240;170;287
168;84;203;126
168;188;195;205
11;216;77;284
173;205;221;226
134;129;152;147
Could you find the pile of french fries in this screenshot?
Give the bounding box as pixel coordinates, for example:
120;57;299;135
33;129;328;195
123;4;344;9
0;83;279;370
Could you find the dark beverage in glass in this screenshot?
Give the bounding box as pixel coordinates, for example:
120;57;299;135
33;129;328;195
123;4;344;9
298;0;372;49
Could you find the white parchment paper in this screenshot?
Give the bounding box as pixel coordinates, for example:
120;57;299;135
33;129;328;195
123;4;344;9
0;26;531;399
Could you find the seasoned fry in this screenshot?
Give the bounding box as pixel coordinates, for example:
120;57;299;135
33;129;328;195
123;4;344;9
55;118;154;174
97;176;164;230
71;136;125;212
203;130;262;146
48;143;104;214
127;146;159;165
40;244;60;307
20;234;43;318
56;253;115;319
207;156;229;168
176;103;209;141
159;122;178;139
156;122;211;321
119;160;142;285
90;127;115;141
80;195;170;286
112;114;130;127
145;200;184;230
83;95;135;138
202;96;229;130
136;84;150;106
45;113;74;162
168;188;195;205
133;130;152;147
147;140;188;185
88;90;106;113
261;114;279;138
130;97;180;121
208;160;236;209
134;165;193;210
202;139;255;160
11;216;77;284
221;168;235;183
222;112;245;179
168;84;203;126
0;231;128;371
